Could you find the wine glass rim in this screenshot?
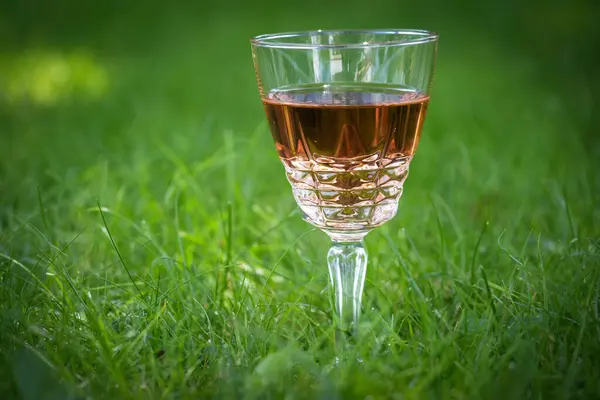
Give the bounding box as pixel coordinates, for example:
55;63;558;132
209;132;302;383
251;29;438;49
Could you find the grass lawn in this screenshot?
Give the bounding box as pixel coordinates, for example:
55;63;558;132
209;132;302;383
1;1;599;399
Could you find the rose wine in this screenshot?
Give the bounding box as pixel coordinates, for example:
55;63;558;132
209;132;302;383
263;84;429;235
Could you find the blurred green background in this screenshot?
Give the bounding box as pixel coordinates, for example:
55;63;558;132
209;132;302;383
1;0;599;399
1;0;598;196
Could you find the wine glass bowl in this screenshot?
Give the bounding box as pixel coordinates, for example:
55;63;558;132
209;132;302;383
262;85;428;242
251;29;438;330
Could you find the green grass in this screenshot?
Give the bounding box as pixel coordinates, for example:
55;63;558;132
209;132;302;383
1;1;599;399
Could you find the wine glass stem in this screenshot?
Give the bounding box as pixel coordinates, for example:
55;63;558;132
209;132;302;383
327;240;368;336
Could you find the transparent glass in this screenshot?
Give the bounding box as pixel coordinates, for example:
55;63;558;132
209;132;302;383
251;29;438;333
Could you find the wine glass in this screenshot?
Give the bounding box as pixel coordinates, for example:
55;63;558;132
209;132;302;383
251;29;438;333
